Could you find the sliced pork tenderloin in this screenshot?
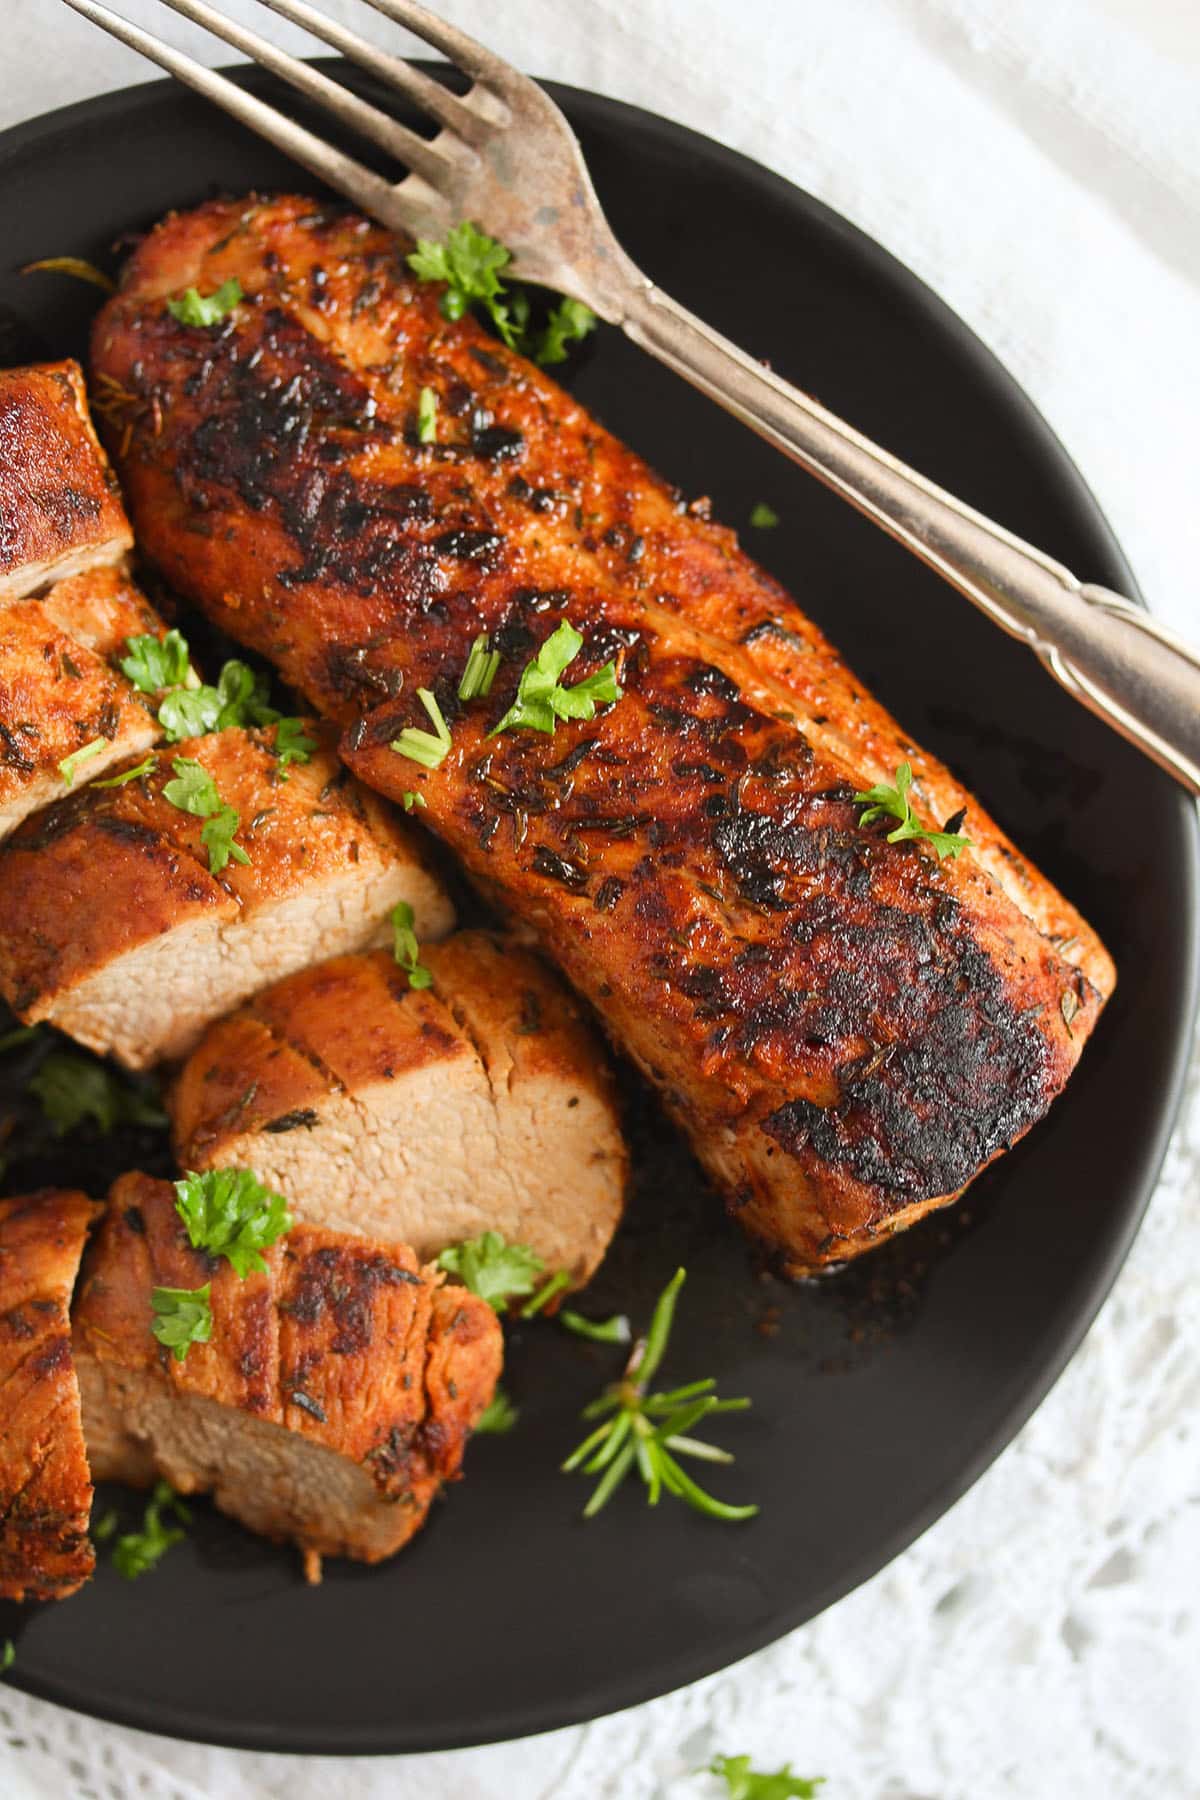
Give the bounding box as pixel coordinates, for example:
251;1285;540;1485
0;565;172;839
0;1188;101;1602
0;724;454;1068
73;1172;502;1571
170;932;627;1285
0;361;133;599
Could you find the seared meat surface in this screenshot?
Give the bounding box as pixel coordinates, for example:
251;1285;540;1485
170;932;627;1281
74;1172;502;1568
0;721;454;1067
0;362;132;599
0;566;167;838
0;1188;99;1602
92;197;1115;1271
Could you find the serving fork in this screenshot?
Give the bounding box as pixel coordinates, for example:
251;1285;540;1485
63;0;1200;796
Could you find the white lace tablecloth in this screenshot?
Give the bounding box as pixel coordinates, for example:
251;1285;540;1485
3;0;1198;1793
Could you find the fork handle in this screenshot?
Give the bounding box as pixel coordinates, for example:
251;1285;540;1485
618;281;1200;795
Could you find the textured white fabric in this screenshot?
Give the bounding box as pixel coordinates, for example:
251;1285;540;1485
1;0;1198;1793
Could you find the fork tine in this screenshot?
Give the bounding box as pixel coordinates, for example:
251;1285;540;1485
254;0;494;146
61;0;411;224
154;0;455;183
356;0;518;91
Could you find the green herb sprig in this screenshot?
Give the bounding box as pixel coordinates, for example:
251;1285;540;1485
562;1268;757;1522
389;900;433;990
853;761;972;860
162;756;249;874
489;620;621;738
457;633;501;702
474;1386;519;1435
166;277;242;327
30;1051;166;1137
173;1168;292;1278
406;223;596;367
150;1284;212;1362
58;738;105;787
436;1230;544;1311
709;1755;824;1800
417;385;438;443
99;1481;191;1578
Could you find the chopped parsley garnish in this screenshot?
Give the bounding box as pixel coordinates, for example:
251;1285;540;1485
457;633;501;702
853;761;972;860
520;1269;571;1318
437;1230;544;1311
166;277;242;327
93;755;156;789
389;900;433;990
162;756;249;873
109;1481;190;1578
0;1640;13;1674
488;621;622;738
390;687;452;769
534;296;597;365
58;737;105;787
21;255;116;294
407;222;596;366
30;1051;166;1136
475;1386;519;1435
157;657;279;744
709;1757;823;1800
748;501;779;530
417;385;438;444
119;629;196;694
562;1267;757;1522
401;791;427;812
272;716;317;774
174;1168;292;1278
560;1308;631;1345
150;1284;212;1362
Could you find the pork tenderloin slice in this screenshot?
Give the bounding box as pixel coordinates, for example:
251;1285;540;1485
0;362;133;600
170;933;627;1284
0;724;454;1068
0;566;169;840
0;1188;101;1602
73;1173;501;1565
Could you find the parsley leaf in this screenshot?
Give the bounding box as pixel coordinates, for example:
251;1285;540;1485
200;805;250;874
408;222;513;337
390;687;452;769
58;737;105;787
709;1756;823;1800
417;385;438;444
119;629;195;694
749;501;779;530
166;277;242;327
174;1167;292;1279
163;757;249;873
853;761;972;860
457;633;501;701
488;621;622;738
562;1267;758;1522
157;658;278;743
475;1386;519;1435
407;222;596;366
559;1308;631;1345
272;716;317;774
110;1481;190;1578
520;1269;571;1318
30;1051;166;1136
533;296;597;365
389;900;433;990
93;755;156;789
437;1231;544;1311
150;1284;212;1362
401;791;427;812
0;1639;13;1674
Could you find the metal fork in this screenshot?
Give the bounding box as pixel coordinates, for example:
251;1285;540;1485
63;0;1200;795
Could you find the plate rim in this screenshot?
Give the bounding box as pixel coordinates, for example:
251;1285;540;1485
1;65;1197;1756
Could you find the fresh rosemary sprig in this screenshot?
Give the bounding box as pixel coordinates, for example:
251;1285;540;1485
561;1267;758;1522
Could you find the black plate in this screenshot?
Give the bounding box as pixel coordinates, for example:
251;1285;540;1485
0;66;1195;1756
